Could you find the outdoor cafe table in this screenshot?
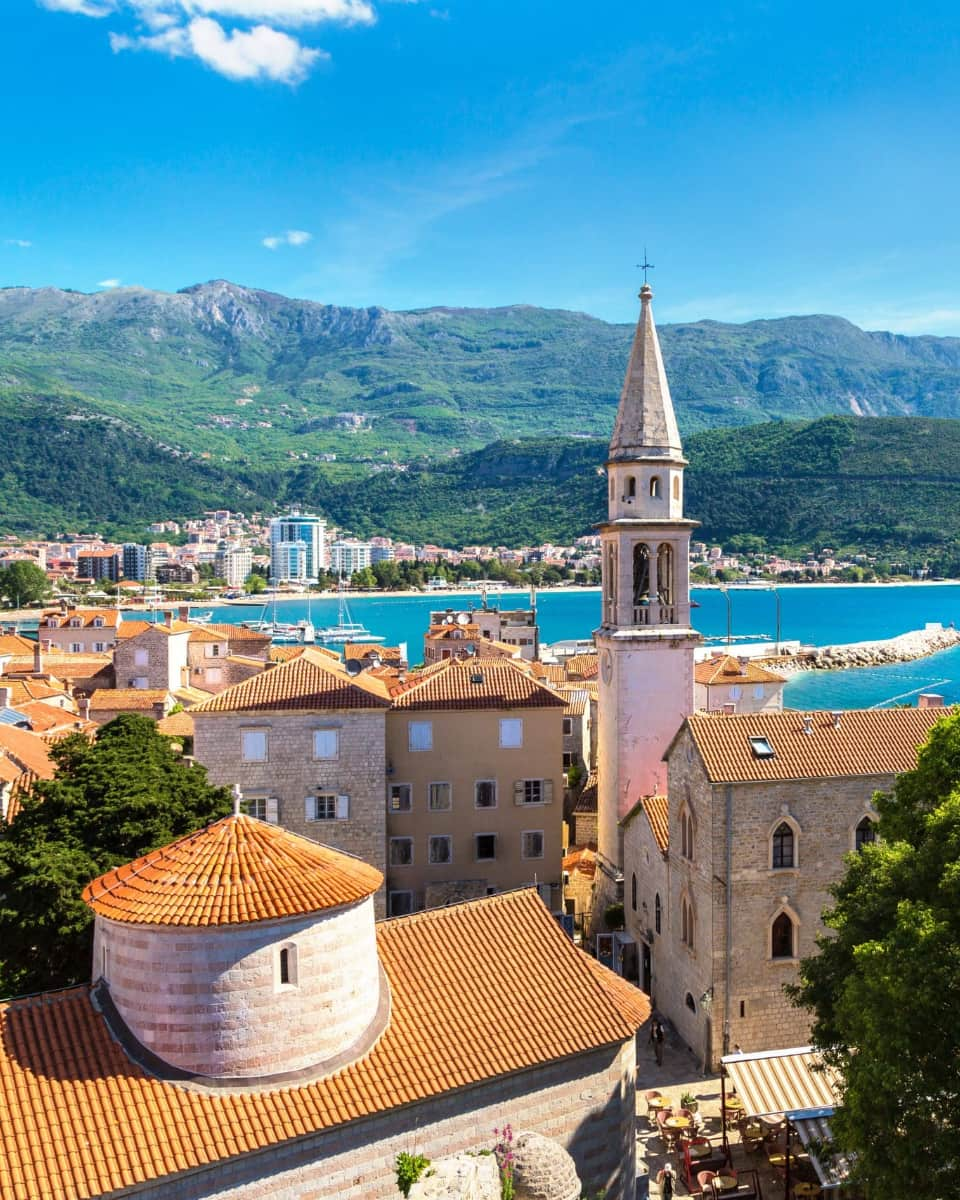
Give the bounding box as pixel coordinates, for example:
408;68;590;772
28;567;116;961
767;1153;798;1172
664;1117;692;1131
648;1096;669;1112
688;1142;712;1160
711;1176;738;1194
792;1184;821;1198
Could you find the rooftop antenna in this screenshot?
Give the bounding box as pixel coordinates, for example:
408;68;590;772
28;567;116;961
637;249;655;285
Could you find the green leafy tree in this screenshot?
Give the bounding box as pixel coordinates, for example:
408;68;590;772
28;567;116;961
0;560;51;607
790;712;960;1198
0;714;232;996
244;572;267;594
351;566;377;589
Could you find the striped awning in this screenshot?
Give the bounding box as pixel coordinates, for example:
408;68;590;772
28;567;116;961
721;1046;840;1117
792;1109;854;1190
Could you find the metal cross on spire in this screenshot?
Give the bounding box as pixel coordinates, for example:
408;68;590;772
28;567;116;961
637;249;655;284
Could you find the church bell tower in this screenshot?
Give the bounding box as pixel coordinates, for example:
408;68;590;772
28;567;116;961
595;282;700;889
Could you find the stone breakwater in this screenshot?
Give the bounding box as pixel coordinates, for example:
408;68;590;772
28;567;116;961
773;625;960;674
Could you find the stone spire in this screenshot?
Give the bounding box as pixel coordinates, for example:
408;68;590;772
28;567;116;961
609;283;683;461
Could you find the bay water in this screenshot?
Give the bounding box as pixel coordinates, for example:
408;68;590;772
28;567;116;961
205;583;960;711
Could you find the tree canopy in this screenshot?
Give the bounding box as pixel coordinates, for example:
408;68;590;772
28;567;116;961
0;714;232;997
0;560;51;607
790;712;960;1199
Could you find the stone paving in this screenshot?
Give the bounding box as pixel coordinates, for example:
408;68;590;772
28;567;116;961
634;1026;811;1200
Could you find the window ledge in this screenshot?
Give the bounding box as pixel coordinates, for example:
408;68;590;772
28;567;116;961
768;956;800;966
768;867;799;876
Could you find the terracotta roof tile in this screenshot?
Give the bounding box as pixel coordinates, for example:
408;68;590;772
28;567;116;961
0;678;67;704
88;689;170;711
559;688;589;717
641;795;669;853
12;700;86;735
582;955;652;1027
156;711;195;738
343;644;403;663
40;609;121;630
565;653;598;680
684;707;955;783
0;634;37;656
0;724;55;780
390;659;565;711
191;649;390;713
562;846;597;877
0;888;643;1200
694;654;786;686
83;815;383;926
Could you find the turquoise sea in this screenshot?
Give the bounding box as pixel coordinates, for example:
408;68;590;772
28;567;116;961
200;584;960;712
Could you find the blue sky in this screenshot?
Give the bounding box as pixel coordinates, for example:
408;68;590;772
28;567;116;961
3;0;960;331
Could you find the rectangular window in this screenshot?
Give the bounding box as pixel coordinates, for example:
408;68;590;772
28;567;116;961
241;795;267;821
521;830;544;860
475;833;497;861
514;778;554;805
389;783;412;812
306;793;337;821
210;644;221;657
132;676;149;690
93;642;106;653
69;642;83;653
562;752;577;770
499;718;523;748
134;649;149;667
408;720;433;752
313;729;339;760
562;716;574;736
753;684;765;699
388;890;413;917
428;835;452;865
428;782;452;811
241;729;268;762
390;837;413;866
474;780;497;809
206;668;223;685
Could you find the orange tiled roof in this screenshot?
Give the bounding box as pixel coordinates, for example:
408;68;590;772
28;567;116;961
0;634;37;656
12;700;84;734
565;653;598;680
83;815;383;926
425;623;481;640
205;622;272;646
40;609;121;630
390;658;565;711
188;626;228;643
268;643;341;663
582;953;652;1027
5;653;112;678
0;724;55;780
562;845;597;878
0;888;643;1200
0;678;67;704
88;689;170;711
191;648;391;713
156;710;195;738
684;707;955;783
116;619;193;638
344;643;403;663
694;654;786;686
641;794;669;853
560;688;589;717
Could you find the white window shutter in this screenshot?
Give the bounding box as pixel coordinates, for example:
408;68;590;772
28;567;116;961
514;780;525;806
304;797;315;821
336;794;350;820
265;797;279;824
543;779;554;804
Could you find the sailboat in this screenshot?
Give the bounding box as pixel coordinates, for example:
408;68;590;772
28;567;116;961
314;581;384;644
296;593;316;644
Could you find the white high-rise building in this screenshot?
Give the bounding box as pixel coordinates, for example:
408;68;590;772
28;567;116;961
215;543;253;589
330;539;373;578
269;510;327;583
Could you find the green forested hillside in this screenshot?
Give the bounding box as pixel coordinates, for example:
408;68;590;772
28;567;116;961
4;281;960;469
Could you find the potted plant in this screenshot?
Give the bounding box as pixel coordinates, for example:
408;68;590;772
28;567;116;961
680;1090;699;1115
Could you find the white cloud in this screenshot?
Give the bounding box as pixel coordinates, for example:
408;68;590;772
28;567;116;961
98;278;122;287
262;229;313;248
174;0;374;27
4;239;32;249
38;0;113;14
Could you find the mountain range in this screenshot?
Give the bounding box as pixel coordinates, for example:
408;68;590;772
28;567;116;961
4;280;960;555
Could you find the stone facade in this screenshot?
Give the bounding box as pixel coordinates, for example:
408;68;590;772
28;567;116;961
94;896;381;1078
119;1040;636;1200
651;724;888;1064
622;803;667;1000
114;626;190;691
193;709;388;913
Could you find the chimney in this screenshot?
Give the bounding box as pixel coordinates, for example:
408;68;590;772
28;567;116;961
59;598;69;615
164;610;173;628
33;640;43;675
722;702;736;715
802;715;814;736
0;687;11;708
737;656;749;676
79;696;91;720
918;693;945;709
831;710;843;730
179;605;190;622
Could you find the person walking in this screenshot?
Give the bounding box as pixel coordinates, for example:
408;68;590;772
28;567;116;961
650;1017;665;1066
656;1162;675;1199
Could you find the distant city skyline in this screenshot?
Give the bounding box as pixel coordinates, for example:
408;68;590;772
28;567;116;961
4;1;960;333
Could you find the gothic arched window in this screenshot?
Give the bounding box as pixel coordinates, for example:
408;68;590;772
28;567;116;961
772;822;795;869
771;912;795;959
855;816;877;851
633;543;650;607
680;807;695;862
626;475;636;498
650;476;661;498
654;893;661;935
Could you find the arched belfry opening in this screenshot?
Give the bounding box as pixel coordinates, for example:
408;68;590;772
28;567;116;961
633;543;650;611
657;543;674;619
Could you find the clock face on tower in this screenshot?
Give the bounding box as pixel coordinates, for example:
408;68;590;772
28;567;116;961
601;649;613;684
